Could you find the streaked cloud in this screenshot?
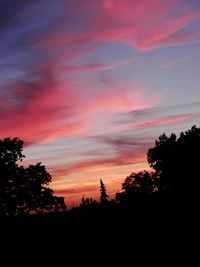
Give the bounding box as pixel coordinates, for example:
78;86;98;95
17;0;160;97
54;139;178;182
42;0;200;51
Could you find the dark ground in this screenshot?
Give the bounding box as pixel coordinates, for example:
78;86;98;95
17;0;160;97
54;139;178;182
0;204;199;267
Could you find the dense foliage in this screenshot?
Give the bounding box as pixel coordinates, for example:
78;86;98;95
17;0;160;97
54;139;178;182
0;137;66;216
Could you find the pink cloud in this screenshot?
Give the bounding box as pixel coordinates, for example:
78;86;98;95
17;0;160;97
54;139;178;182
76;82;161;117
42;0;200;51
0;66;86;144
134;12;200;50
0;61;158;145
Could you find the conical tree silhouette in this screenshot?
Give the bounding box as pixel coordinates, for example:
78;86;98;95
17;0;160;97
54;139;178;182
100;179;109;204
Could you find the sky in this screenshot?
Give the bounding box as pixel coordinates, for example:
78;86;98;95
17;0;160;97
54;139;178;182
0;0;200;207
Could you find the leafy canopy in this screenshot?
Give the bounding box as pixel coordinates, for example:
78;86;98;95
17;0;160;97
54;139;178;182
0;137;66;216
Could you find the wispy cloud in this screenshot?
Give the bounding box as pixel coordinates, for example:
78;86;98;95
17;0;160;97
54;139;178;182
50;135;153;181
42;0;200;51
118;102;200;121
61;58;133;73
128;113;200;129
0;65;86;144
159;53;199;69
0;65;158;144
159;58;189;69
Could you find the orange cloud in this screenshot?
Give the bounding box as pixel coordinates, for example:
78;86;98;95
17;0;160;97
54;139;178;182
50;137;151;180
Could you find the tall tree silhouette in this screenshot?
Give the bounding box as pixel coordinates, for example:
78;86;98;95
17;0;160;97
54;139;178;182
0;137;66;216
147;125;200;204
100;179;109;204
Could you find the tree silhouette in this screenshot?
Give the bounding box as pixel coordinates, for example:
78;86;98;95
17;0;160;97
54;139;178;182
0;137;66;216
81;196;98;208
116;171;156;204
100;179;109;204
122;171;156;193
147;125;200;203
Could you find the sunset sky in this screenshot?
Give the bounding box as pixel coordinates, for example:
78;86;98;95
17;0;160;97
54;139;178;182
0;0;200;207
